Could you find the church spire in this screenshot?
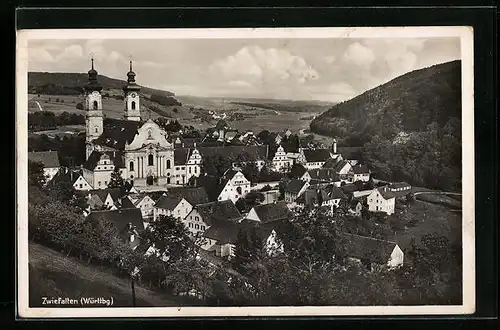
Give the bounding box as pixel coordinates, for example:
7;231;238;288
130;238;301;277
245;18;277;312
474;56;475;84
84;56;102;92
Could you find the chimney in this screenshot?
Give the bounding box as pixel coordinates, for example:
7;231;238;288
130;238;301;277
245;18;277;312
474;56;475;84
332;139;337;154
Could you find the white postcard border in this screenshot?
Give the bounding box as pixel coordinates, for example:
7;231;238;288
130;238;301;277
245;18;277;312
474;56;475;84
16;26;475;318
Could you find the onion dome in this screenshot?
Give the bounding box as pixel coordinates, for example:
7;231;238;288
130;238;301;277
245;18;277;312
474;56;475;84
123;60;141;92
84;58;103;92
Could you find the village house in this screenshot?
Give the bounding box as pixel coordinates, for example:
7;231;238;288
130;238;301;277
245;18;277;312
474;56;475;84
171;146;203;185
348;198;364;217
387;181;412;197
348;164;371;182
245;201;294;224
198;169;251;203
153;194;193;221
127;193;156;221
86;207;144;250
301;148;334;169
49;167;94;191
82;150;126;190
166;186;210;207
202;219;240;259
336;146;363;166
86;188;125;211
307;168;342;186
296;184;347;213
367;186;396;215
28;150;61;183
271;145;293;172
184;200;242;237
283;178;310;204
339;232;404;270
198;145;269;172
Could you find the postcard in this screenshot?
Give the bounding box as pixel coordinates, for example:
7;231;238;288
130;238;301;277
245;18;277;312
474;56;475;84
16;26;474;318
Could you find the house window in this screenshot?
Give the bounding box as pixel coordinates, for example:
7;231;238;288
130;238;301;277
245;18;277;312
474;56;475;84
201;226;205;231
195;216;199;221
166;159;171;169
79;184;83;188
94;126;98;133
98;181;101;186
148;154;154;166
131;101;136;110
195;224;199;230
129;161;134;171
189;167;191;174
93;101;98;110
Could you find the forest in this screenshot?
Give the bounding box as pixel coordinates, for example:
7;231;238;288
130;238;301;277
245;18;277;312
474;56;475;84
310;61;462;191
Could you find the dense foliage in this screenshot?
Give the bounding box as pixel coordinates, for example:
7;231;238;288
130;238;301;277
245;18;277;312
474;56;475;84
28;72;174;97
310;61;462;191
29;111;85;131
148;94;182;107
28;134;86;167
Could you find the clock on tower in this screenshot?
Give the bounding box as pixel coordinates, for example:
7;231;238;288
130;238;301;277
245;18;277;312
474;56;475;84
123;61;141;122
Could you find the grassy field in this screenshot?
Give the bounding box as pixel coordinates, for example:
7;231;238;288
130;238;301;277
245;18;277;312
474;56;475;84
28;93;333;136
389;200;462;266
28;242;202;307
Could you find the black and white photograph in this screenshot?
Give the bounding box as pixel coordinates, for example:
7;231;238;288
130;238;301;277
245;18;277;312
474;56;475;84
16;27;475;317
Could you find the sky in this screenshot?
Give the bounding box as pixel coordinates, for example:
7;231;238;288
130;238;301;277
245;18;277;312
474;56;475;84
28;37;460;102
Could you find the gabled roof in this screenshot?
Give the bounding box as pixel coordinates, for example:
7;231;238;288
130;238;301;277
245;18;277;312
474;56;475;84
92;118;143;150
154;195;183;210
82;150;124;170
166;186;209;206
376;186;396;200
298;185;346;205
28;151;60;168
339;232;399;265
285;179;308;195
48;168;82;186
174;148;191;165
116;197;136;209
337;147;363;161
308;168;340;182
303;149;331;163
197;145;269;161
196;175;231;202
352;164;370;174
195;200;242;226
251;201;293;223
87;208;144;238
289;163;307;178
388;181;411;189
88;188;123;204
323;159;350;172
203;219;240;244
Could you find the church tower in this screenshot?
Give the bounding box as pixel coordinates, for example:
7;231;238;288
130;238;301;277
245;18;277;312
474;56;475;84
84;58;103;159
123;61;141;121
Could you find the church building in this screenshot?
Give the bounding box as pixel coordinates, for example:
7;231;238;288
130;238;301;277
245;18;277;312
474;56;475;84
82;59;201;189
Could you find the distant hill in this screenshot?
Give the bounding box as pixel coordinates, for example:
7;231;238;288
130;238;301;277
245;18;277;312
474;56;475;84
28;72;175;98
310;60;461;142
311;61;462;191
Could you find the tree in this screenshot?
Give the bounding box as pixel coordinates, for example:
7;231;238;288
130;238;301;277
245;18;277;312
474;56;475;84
28;161;46;188
108;166;125;189
241;161;259;184
141;215;199;265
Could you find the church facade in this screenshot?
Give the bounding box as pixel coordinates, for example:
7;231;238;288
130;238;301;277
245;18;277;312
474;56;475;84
82;59;201;189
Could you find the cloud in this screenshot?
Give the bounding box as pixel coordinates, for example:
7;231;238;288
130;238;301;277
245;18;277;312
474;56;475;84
209;45;319;86
327;82;357;98
55;45;84;61
322;55;336;65
342;42;376;67
229;80;253;88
